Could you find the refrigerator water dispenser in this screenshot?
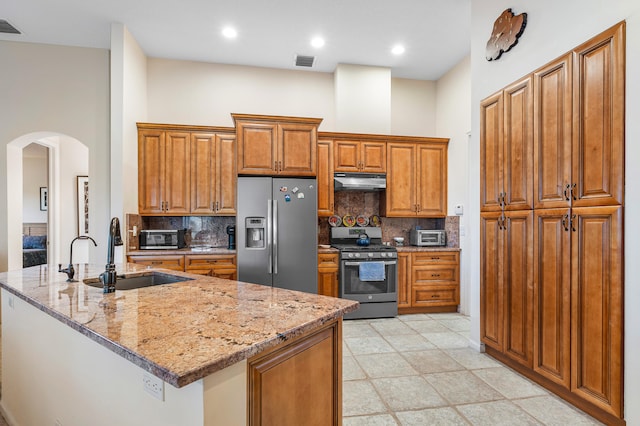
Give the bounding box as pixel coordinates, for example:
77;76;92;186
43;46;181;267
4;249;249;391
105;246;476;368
245;217;266;249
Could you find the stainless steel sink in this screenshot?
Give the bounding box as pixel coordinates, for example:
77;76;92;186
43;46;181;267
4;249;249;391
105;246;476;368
83;272;193;290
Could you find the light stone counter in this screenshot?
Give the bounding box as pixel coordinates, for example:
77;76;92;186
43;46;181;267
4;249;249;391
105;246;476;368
0;263;357;388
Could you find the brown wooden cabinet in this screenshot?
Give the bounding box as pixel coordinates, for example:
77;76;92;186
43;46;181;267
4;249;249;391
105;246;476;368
138;130;191;215
383;141;448;217
397;250;459;314
127;253;237;279
248;318;342;425
233;114;322;176
480;76;533;212
317;139;334;217
190;132;236;215
481;22;625;425
317;252;339;298
334;139;386;173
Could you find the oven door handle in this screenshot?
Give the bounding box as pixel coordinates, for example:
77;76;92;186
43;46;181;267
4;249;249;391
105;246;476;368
343;261;397;266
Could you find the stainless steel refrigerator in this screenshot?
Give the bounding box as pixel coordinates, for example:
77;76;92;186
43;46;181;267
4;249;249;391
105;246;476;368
237;177;317;294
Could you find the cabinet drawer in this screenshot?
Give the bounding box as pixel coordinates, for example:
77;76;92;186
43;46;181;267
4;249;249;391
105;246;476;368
412;285;459;307
412;265;459;284
412;251;459;265
318;253;339;270
127;255;185;271
185;254;236;269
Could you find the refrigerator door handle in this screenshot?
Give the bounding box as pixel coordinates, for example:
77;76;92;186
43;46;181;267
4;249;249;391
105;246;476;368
267;200;273;274
273;199;278;274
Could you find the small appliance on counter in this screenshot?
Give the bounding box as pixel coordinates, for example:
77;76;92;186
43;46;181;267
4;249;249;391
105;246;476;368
139;229;187;250
226;225;236;250
410;229;446;247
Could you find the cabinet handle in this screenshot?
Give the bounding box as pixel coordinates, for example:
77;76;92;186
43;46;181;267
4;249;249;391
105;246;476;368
570;183;577;201
562;214;569;232
279;160;283;171
431;294;440;298
274;161;278;171
563;184;572;201
431;274;441;278
431;257;440;260
571;214;577;232
151;261;162;265
417;204;421;212
215;201;219;212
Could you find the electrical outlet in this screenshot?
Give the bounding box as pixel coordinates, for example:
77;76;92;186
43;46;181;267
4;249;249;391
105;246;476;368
143;372;164;401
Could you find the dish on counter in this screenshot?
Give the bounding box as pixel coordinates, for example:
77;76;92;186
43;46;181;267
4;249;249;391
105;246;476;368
328;215;342;227
342;214;356;227
370;215;382;227
356;215;369;227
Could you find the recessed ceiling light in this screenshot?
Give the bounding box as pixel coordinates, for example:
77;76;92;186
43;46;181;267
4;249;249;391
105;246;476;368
222;27;237;39
391;44;405;55
311;37;325;48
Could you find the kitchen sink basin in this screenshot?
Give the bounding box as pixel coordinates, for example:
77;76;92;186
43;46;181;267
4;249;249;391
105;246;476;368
83;272;193;290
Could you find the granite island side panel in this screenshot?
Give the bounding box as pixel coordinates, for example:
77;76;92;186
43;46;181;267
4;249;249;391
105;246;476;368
0;263;358;388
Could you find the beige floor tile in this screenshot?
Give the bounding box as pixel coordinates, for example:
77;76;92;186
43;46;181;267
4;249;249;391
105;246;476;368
513;396;605;425
343;380;388;417
428;313;467;320
402;349;465;374
343;414;399;425
396;407;470;425
405;320;450;333
343;355;367;381
370;318;417;336
345;336;396;355
472;367;548;399
372;376;447;411
343;321;382;338
422;331;470;349
456;400;542;425
397;313;432;322
355;352;418;378
425;370;504;405
385;333;436;352
438;318;472;332
444;348;502;370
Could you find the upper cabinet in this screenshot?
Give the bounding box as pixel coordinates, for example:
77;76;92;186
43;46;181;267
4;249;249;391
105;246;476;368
233;114;322;176
480;75;533;212
334;139;386;173
382;140;449;217
317;139;334;217
138;123;236;216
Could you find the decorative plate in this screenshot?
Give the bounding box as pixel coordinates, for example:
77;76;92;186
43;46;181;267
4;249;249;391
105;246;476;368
356;215;369;227
328;215;341;227
342;214;356;227
369;215;382;227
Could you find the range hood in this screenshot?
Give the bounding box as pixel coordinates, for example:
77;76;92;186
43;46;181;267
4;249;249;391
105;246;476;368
334;173;386;191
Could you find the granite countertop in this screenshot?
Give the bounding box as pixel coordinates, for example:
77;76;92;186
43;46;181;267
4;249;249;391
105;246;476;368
395;246;461;252
318;245;339;254
127;247;236;255
0;264;358;388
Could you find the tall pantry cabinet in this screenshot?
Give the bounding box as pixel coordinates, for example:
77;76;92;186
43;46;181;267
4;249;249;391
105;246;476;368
480;22;625;425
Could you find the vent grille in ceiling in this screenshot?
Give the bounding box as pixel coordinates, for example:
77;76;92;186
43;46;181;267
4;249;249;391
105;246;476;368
295;55;315;67
0;19;21;34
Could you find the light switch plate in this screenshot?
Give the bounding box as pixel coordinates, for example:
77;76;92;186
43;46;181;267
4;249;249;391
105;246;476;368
455;204;464;215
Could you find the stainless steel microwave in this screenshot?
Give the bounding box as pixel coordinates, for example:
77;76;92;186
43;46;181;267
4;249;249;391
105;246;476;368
409;229;446;247
139;229;187;250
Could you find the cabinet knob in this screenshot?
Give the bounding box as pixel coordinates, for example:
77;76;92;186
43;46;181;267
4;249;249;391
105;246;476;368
431;274;441;278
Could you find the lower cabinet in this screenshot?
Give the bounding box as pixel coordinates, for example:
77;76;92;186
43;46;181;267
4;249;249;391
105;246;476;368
317;252;339;297
127;254;237;279
247;318;342;425
398;250;460;314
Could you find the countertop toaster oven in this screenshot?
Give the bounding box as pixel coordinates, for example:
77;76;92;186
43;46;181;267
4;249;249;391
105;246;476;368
409;229;446;247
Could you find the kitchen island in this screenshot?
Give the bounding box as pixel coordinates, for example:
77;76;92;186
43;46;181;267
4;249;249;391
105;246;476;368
0;263;357;426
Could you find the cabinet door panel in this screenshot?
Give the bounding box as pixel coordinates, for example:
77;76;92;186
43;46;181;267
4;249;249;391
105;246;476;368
334;140;360;172
417;144;447;217
164;132;191;214
534;55;572;209
278;123;316;176
190;132;216;214
533;209;571;388
138;130;165;214
480;92;503;211
571;206;623;417
361;141;386;173
397;252;411;309
126;255;185;271
503;211;533;367
412;266;458;285
412;285;458;307
237;122;277;174
572;24;625;207
412;251;459;265
480;212;503;351
317;140;334;216
216;134;237;215
503;77;533;210
384;143;417;216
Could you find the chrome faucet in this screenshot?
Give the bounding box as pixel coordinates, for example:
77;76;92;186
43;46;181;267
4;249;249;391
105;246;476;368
58;235;97;282
99;217;123;293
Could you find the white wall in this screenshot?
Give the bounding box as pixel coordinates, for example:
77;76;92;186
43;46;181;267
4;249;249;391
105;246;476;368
0;41;110;271
468;1;640;423
22;145;48;223
435;56;471;314
391;78;437;136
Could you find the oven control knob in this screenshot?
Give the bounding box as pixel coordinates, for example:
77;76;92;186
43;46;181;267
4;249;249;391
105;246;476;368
348;253;354;258
355;253;361;258
368;253;374;258
381;253;387;257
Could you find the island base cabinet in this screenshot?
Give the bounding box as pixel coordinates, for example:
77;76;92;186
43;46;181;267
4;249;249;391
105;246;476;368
248;319;342;425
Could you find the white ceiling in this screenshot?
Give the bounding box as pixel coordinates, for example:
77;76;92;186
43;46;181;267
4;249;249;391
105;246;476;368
1;0;471;80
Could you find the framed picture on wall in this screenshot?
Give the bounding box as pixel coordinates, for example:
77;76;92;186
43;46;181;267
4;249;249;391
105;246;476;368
40;187;48;211
77;176;89;236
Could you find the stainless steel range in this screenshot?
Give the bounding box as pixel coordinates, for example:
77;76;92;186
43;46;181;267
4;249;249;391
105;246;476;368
330;227;398;319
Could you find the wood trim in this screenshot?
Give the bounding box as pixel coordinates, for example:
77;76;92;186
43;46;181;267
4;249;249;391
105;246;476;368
231;113;323;126
137;122;235;134
319;131;449;145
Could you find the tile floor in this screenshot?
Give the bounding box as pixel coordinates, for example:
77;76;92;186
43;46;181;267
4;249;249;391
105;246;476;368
342;313;603;425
